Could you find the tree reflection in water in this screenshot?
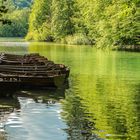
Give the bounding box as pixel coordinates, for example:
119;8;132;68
62;94;99;140
61;72;140;140
61;77;102;140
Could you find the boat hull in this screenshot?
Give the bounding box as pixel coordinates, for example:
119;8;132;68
0;75;66;89
0;53;70;89
20;75;66;88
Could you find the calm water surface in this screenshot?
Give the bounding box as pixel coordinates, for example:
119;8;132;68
0;41;140;140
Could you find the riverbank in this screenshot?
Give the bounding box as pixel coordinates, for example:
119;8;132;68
114;45;140;52
0;37;139;52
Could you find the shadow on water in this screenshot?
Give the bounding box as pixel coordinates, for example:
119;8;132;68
16;87;67;103
0;85;68;108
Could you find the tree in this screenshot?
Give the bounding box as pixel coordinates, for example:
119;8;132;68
0;0;11;24
0;8;30;37
95;0;139;48
26;0;139;48
51;0;75;41
26;0;52;41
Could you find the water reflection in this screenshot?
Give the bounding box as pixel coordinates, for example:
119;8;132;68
61;80;98;140
0;97;19;140
0;42;139;140
0;88;68;140
61;76;140;139
62;75;140;139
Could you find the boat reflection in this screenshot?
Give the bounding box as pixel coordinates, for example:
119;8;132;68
0;97;19;140
0;84;68;140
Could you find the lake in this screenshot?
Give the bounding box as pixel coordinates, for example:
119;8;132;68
0;40;140;140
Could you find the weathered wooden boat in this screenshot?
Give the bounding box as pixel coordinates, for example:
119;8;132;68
0;53;70;88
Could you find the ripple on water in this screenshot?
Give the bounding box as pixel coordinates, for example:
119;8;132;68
4;97;68;140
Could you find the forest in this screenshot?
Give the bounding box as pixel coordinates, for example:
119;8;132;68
0;0;139;48
0;0;32;37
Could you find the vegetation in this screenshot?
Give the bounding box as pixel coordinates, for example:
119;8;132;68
0;0;31;37
26;0;139;48
26;0;52;41
0;9;30;37
51;0;75;41
0;0;11;24
0;0;139;48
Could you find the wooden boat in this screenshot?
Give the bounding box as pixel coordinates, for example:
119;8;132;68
0;53;70;88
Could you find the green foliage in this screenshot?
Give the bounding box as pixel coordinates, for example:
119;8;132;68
62;33;92;45
26;0;52;41
51;0;75;41
27;0;139;48
0;8;30;37
0;0;32;37
94;0;140;48
0;0;12;24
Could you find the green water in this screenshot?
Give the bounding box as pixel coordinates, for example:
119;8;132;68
0;41;140;140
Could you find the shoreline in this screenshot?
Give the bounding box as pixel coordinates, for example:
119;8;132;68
114;45;140;52
0;37;139;52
